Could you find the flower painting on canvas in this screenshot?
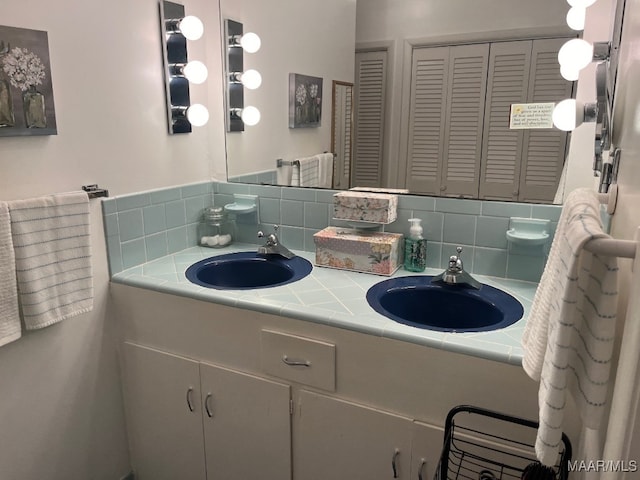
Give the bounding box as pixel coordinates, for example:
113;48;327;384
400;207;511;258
289;73;322;128
0;24;57;136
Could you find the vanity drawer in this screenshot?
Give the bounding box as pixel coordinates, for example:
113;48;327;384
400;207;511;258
260;330;336;391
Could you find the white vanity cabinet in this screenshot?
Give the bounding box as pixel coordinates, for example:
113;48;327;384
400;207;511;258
121;342;292;480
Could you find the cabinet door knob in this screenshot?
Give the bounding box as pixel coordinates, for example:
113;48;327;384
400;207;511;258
418;458;426;480
205;393;213;418
392;448;400;478
186;387;195;412
282;355;311;367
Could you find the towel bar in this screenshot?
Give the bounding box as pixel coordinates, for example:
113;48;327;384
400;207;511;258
584;237;636;258
82;184;109;199
276;159;300;167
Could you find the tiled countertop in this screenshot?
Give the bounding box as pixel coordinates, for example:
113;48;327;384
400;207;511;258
111;244;538;366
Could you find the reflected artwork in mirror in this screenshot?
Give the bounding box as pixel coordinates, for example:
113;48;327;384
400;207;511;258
220;0;622;205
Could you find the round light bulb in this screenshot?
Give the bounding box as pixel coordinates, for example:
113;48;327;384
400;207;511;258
558;39;594;71
560;64;580;81
183;61;208;84
178;15;204;41
241;106;261;126
240;32;261;53
240;69;262;89
567;0;596;7
553;99;579;131
566;6;586;30
186;104;209;126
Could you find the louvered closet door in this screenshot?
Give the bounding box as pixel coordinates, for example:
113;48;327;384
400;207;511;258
518;38;573;203
353;50;387;187
479;41;532;201
440;44;489;198
405;46;449;195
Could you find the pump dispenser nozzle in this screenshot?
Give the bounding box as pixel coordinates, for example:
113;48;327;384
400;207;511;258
408;218;423;240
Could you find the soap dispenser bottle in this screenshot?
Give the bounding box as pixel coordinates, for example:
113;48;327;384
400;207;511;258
404;218;427;272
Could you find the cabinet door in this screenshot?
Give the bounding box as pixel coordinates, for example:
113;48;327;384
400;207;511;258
200;362;292;480
121;342;206;480
410;421;446;480
295;390;413;480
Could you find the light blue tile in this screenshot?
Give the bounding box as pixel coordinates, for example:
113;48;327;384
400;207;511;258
185;196;205;224
414;211;443;242
399;195;435;211
248;184;282;198
280;226;304;250
167;227;188;253
315;189;337;203
181;182;211;198
506;254;544;282
383;209;412;234
475;216;509;249
116;193;150;211
165;200;186;228
508;242;548;257
106;235;123;276
218;182;250;195
121;238;147;269
531;204;562;222
304;202;329;229
118;209;144;242
425;242;442;269
443;213;476;244
481;201;532;218
101;198;117;215
186;222;199;246
150;187;181;204
259;198;280;224
282;187;316;202
145;232;168;261
435;197;481;215
281;200;304;227
304;228;319;252
103;213;119;237
143;204;166;235
473;247;507;278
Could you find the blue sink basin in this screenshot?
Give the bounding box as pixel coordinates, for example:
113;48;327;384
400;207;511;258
185;251;313;290
366;276;523;332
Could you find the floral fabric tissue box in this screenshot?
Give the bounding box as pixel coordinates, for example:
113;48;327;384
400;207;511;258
313;227;403;275
333;191;398;224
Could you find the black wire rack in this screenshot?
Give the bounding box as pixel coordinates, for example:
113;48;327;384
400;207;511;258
435;406;572;480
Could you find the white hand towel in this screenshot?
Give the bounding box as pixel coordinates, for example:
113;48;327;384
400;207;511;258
8;192;94;330
299;156;320;187
0;201;21;347
316;153;334;188
522;188;618;466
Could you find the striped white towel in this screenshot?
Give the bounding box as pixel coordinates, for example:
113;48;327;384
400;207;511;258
8;192;93;330
299;156;320;187
0;201;21;347
317;153;334;188
522;188;618;466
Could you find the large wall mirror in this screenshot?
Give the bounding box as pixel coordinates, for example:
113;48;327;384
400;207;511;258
220;0;616;204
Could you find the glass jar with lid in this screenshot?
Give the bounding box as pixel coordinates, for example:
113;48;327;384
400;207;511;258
198;206;235;248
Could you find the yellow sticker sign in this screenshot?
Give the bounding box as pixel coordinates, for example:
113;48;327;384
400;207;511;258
509;103;555;129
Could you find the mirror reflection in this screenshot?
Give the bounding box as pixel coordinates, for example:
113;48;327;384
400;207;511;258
221;0;593;204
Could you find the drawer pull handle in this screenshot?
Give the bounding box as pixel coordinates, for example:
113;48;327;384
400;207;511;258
418;458;426;480
205;393;213;418
186;387;195;412
282;355;311;367
392;448;400;478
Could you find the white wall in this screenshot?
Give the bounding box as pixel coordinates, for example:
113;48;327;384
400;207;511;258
0;0;226;478
222;0;356;179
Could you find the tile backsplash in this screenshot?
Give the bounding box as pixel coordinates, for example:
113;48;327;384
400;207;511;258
102;180;561;282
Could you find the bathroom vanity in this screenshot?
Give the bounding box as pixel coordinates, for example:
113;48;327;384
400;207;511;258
111;246;580;480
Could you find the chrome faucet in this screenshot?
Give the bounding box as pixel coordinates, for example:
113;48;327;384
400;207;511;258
257;225;295;259
431;246;481;290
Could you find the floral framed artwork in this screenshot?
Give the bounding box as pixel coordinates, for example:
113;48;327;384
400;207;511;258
0;25;57;137
289;73;322;128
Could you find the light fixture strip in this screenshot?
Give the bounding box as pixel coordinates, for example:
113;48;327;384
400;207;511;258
226;19;245;132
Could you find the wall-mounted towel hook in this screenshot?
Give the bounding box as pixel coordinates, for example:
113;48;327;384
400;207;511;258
597;183;618;214
82;184;109;199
